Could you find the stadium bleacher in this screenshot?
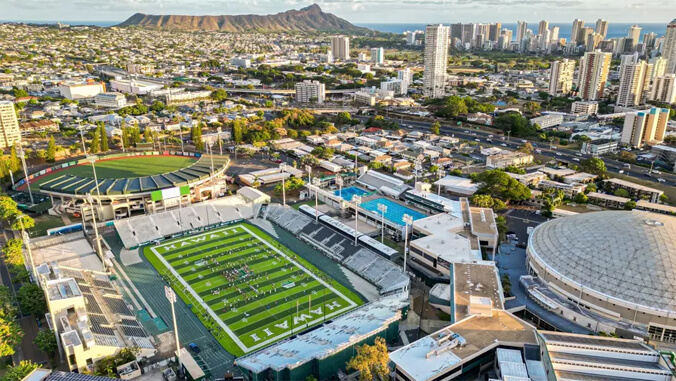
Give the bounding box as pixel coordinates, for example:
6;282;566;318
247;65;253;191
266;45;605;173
114;195;255;249
264;204;409;295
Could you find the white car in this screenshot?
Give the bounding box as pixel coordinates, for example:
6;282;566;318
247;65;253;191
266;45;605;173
535;149;542;154
556;152;563;156
501;143;508;147
573;158;580;162
521;139;527;143
658;178;666;183
475;139;481;142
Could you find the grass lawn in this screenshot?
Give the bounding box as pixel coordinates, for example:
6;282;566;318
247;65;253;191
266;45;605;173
29;214;65;237
144;223;363;356
28;156;197;192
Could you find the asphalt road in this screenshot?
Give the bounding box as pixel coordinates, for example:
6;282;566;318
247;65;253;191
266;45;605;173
356;115;676;187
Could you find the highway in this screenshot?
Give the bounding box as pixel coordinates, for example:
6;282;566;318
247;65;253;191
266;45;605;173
355;115;676;187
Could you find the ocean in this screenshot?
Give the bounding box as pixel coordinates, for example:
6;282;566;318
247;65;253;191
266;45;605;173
357;22;668;39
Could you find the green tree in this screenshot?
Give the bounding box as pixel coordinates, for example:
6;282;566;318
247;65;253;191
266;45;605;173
90;128;100;154
473;169;532;202
17;284;47;316
346;337;390;381
436;96;468;118
232;120;245;144
519;142;534;154
579;157;606;175
0;310;23;357
0;196;19;221
9;146;20;173
523;101;541;114
625;200;637;210
150;101;165;113
210;89;228;102
10;214;35;231
335;111;352;126
430;121;441;135
192;124;204;151
34;329;58;359
99;126;109;152
470;194;495;208
2;239;24;267
573;193;588;204
94;347;140;377
1;360;38;381
46;135;56;162
614;188;631;198
12;88;29;99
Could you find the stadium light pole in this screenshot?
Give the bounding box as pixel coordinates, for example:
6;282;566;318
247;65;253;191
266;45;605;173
85;193;105;266
402;214;413;273
16;214;38;286
78;123;87;156
377;203;387;244
279;163;287;207
335;175;343;208
305;165;312;187
179;127;185;154
414;159;422;187
353;195;362;246
208;141;216;200
18;147;34;205
165;286;183;376
312;177;320;223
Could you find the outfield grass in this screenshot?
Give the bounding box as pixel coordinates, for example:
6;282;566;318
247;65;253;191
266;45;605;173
144;223;363;356
28;156;197;192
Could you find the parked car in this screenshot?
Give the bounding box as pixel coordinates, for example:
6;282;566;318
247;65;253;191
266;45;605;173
189;343;201;354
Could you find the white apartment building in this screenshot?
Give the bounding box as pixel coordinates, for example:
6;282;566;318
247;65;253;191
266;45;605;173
406;32;416;45
423;24;450;98
294;80;325;104
577;50;611;100
109;79;163;95
397;68;413;86
617;55;652;107
651;56;668;81
548;59;575;95
530;114;564;129
370;47;384;65
331;36;350;60
665;19;676;74
165;90;212;105
381;79;407;96
231;57;251;68
94;93;127;108
571;101;599;115
0;101;21;149
620;107;670;147
58;81;106;100
650;74;676;103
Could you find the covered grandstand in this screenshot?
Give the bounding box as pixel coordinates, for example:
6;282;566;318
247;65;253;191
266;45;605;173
114;195;255;249
262;204;409;295
39;153;229;221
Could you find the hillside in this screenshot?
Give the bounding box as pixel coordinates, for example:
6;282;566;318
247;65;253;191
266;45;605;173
116;4;369;33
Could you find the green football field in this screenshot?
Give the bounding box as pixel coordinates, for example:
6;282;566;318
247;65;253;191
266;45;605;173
144;223;363;356
28;156;197;192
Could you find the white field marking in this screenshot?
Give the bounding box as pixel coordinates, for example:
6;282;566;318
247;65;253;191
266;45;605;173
152;224;359;354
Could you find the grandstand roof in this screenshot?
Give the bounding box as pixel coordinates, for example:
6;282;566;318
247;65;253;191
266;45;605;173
39;155;228;196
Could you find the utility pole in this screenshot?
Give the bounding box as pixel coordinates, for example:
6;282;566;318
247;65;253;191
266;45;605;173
18;148;34;205
17;215;38;286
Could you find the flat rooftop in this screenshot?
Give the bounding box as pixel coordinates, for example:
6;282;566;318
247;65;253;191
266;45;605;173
32;236;102;271
453;263;503;321
46;278;82;301
390;311;537;381
469;207;497;236
604;178;663;194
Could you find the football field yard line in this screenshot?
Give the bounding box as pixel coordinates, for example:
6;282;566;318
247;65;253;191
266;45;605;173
151;224;359;354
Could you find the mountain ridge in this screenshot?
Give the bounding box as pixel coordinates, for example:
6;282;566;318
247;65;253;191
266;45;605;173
116;4;370;33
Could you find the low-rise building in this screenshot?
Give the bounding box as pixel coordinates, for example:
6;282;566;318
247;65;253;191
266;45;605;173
295;80;325;104
20;119;59;135
603;178;663;202
485;151;533;168
434;175;479;196
58;81;106;100
580;138;618;156
109;79;163;95
530;114;564;129
571;100;599;115
652;144;676;172
95;92;127;108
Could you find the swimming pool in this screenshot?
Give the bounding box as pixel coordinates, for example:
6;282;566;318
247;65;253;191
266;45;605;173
335;186;370;202
359;198;426;226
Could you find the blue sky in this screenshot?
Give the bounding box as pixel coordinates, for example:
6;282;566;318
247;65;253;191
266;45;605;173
1;0;675;23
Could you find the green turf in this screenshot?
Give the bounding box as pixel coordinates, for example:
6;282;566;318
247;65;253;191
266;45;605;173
144;223;363;356
30;156;197;191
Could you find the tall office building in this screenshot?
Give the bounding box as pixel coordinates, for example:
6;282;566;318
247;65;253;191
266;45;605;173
548;59;576;95
370;47;384;65
650;74;676;103
617;57;652;107
627;25;642;51
450;23;463;42
577;50;612;100
595;19;609;39
295;80;325;104
0;101;20;149
579;27;595;47
488;23;501;42
406;32;416;46
620;108;670;147
643;32;657;51
516;21;527;43
571;19;585;44
331;36;350;60
538;20;549;36
423;24;450;98
664;19;676;74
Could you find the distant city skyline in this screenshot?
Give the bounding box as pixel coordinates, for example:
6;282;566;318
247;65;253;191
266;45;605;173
1;0;675;24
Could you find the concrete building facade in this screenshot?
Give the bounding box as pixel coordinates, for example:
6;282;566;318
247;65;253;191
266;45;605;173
423;24;450;98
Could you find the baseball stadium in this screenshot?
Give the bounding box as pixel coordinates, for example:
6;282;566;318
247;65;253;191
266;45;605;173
15;151;230;220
